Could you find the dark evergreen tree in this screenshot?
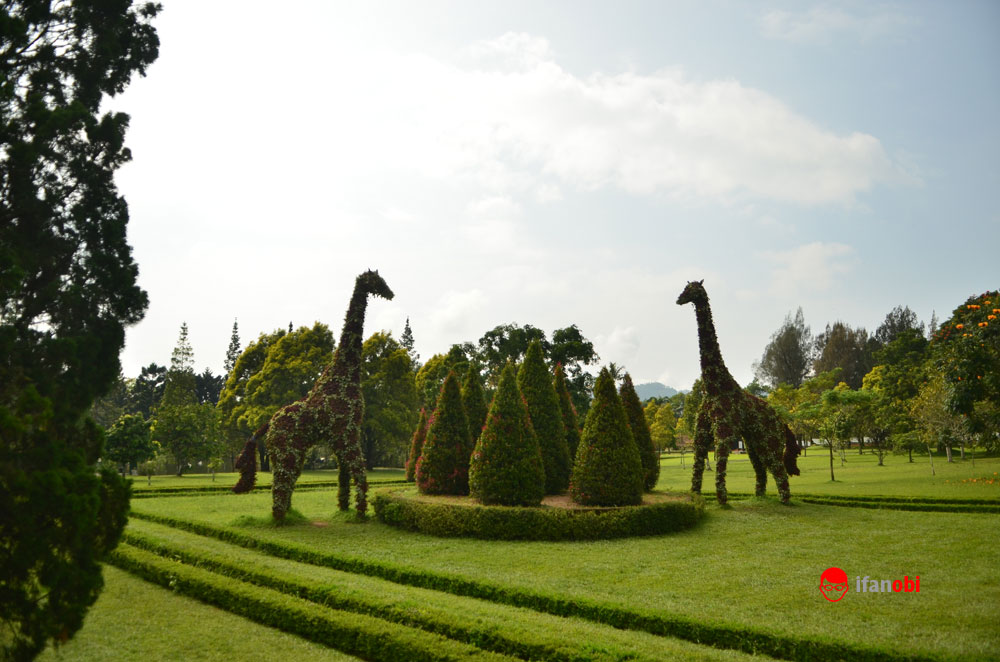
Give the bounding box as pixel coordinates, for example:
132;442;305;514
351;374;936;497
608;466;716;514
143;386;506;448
405;408;428;482
224;319;241;376
127;363;167;419
813;321;872;389
754;308;812;388
469;363;545;506
620;374;660;491
461;363;488;456
570;368;643;506
554;363;582;461
0;1;160;657
195;367;224;405
517;341;570;493
416;371;472;495
401;316;419;363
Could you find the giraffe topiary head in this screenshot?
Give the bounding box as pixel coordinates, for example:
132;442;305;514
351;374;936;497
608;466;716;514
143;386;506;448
358;269;394;300
676;280;707;306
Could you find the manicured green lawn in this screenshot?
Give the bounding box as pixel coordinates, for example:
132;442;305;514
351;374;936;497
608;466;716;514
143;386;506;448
656;449;1000;498
37;566;362;662
130;486;1000;660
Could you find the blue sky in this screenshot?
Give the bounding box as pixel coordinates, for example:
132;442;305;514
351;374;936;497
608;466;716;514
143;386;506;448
114;0;1000;389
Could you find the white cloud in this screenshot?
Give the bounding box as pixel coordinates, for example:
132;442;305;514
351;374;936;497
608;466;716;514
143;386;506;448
763;242;856;296
597;326;641;368
760;6;912;44
427;289;488;336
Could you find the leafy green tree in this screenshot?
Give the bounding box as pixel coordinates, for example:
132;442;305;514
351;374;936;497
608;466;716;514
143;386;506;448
754;308;812;388
216;323;334;471
873;305;924;349
469;363;545;506
517;341;570;494
104;414;156;476
554;363;581;461
571;368;643;506
910;371;967;475
195;367;224;405
360;331;418;469
461;362;488;454
414;344;474;410
405;408;428;482
153;324;219;475
401;317;419;364
91;372;130;428
620;374;659;490
813;322;873;390
224;319;241;376
649;402;677;453
547;324;599;419
0;1;160;656
416;371;472;494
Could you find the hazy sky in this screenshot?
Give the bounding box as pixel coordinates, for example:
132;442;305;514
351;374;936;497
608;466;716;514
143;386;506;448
113;0;1000;389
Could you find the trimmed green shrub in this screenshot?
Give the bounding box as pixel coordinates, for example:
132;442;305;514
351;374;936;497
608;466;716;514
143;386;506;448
374;488;703;540
461;363;488;455
554;363;582;462
416;372;472;495
517;341;570;494
571;368;643;506
405;408;428;482
620;374;660;491
469;363;545;506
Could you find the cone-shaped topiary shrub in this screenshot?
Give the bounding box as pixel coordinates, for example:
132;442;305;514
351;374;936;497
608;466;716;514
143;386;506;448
404;408;428;482
416;371;472;495
517;341;570;494
554;363;581;462
469;363;545;506
570;368;643;506
461;363;488;460
620;373;660;491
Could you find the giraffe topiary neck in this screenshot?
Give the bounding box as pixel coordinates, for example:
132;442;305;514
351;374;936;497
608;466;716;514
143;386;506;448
334;286;368;375
694;300;737;395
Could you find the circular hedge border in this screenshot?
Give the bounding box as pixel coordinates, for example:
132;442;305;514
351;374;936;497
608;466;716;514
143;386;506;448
372;487;704;541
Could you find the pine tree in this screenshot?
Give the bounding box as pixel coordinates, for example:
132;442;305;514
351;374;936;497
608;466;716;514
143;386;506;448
405;408;428;482
620;374;660;491
571;368;643;506
224;319;241;375
461;363;488;455
517;341;570;493
401;317;419;362
554;363;582;461
416;371;472;495
469;363;545;506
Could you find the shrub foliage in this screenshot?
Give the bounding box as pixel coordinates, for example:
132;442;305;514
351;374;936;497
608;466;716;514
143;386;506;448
416;372;472;495
517;341;571;494
405;408;428;482
571;369;643;506
469;363;545;506
620;374;660;491
554;363;582;462
461;363;488;455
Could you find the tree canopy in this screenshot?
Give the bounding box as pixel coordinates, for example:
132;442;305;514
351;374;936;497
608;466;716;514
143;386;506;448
754;308;812;388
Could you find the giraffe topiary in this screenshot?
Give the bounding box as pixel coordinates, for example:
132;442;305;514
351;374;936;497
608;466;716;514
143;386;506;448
676;280;800;505
239;270;393;520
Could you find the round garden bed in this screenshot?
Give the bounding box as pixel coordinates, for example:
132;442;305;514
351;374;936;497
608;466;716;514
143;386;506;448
372;487;704;540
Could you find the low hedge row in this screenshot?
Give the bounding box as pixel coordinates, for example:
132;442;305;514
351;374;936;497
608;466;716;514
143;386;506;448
128;510;933;662
123;529;671;662
110;542;513;662
797;497;1000;514
372;489;703;540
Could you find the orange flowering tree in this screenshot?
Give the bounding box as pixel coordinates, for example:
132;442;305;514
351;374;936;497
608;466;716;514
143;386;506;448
932;290;1000;436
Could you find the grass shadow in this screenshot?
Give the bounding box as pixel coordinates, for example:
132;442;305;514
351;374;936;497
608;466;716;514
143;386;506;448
231;508;309;528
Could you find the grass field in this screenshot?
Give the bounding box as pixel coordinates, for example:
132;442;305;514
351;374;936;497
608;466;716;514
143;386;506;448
41;452;1000;661
129;467;407;490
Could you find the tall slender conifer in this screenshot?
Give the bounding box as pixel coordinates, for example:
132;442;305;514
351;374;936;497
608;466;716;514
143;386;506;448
405;408;428;482
620;374;660;490
517;341;570;493
416;372;472;495
554;363;581;461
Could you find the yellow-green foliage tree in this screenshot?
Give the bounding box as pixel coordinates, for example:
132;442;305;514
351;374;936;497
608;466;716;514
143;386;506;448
469;364;545;506
416;371;472;495
360;331;418;469
620;374;659;490
517;341;570;494
571;368;643;506
554;363;581;461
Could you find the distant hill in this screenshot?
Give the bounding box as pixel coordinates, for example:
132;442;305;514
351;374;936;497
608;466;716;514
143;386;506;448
634;382;679;401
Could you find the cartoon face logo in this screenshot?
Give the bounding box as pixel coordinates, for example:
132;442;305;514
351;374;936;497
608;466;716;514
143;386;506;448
819;567;849;602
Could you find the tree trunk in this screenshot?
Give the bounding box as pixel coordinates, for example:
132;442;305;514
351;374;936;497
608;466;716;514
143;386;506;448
959;443;965;461
927;446;935;476
945;444;953;463
859;437;863;454
257;438;270;472
829;444;835;481
908;448;913;463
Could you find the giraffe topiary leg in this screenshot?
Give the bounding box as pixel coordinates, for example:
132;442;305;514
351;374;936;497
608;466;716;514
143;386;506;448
772;460;792;503
268;403;312;521
714;437;733;505
337;459;350;511
690;405;712;495
747;443;767;496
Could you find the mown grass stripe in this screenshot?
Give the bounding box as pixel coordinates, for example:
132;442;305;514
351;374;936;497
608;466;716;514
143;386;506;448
109;543;514;662
797;498;1000;514
127;510;941;662
132;479;411;496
